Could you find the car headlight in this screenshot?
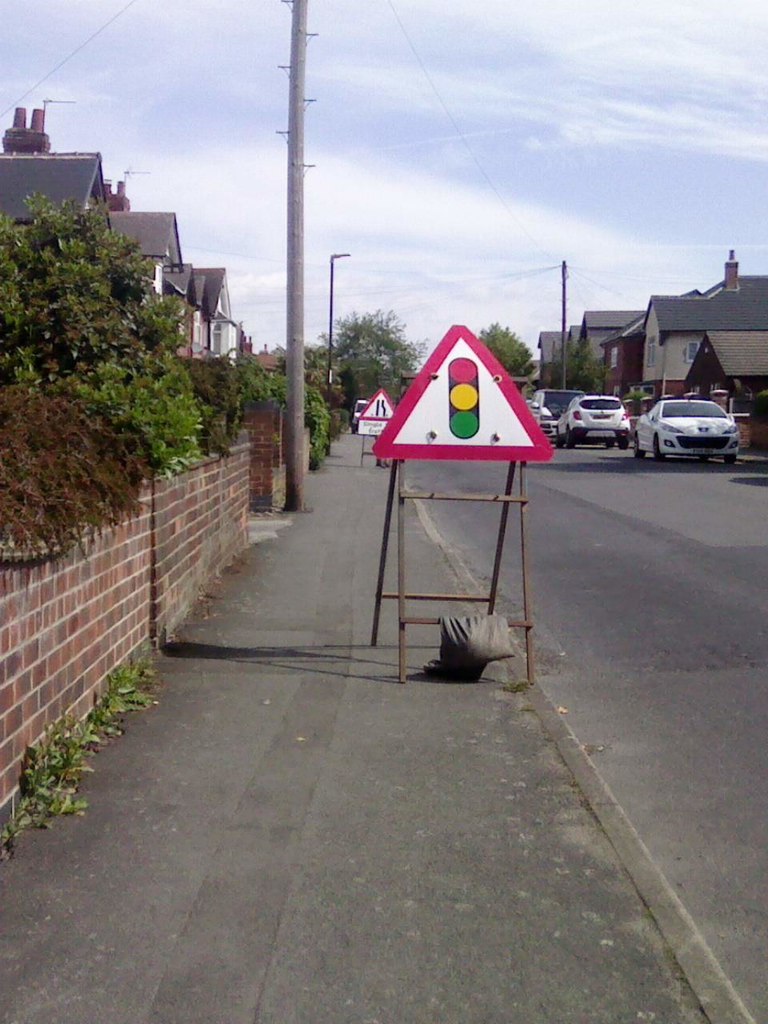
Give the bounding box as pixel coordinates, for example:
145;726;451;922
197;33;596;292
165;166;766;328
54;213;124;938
724;424;738;435
660;422;683;433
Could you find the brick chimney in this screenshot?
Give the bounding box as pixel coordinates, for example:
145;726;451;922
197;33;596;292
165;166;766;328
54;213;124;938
2;107;51;154
104;180;131;212
724;249;739;291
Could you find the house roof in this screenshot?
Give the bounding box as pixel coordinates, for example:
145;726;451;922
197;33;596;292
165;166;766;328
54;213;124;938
194;268;227;320
0;152;104;219
109;211;182;265
164;262;194;298
583;310;644;331
254;345;280;372
703;331;768;375
651;278;768;332
537;330;562;361
600;311;647;347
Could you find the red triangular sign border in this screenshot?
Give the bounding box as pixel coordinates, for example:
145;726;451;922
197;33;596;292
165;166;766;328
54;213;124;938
372;325;553;462
358;388;394;422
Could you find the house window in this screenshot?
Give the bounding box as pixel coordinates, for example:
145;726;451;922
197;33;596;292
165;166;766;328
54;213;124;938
609;346;618;369
683;340;699;364
646;338;656;368
192;312;203;354
212;321;225;356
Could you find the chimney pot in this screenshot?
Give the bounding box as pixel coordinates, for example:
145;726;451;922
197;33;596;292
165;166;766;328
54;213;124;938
105;178;130;212
30;108;45;133
13;108;26;129
725;249;739;291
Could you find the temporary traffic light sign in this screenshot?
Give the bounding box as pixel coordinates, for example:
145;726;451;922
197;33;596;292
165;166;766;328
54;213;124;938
357;388;395;436
447;357;480;438
372;325;553;462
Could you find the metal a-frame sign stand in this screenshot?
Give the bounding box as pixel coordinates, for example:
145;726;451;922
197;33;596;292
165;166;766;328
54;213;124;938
369;326;553;684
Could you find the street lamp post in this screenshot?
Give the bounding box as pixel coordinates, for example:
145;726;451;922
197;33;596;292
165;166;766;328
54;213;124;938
327;253;351;406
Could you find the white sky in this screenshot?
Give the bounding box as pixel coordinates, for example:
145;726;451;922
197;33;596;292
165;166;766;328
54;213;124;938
4;0;768;356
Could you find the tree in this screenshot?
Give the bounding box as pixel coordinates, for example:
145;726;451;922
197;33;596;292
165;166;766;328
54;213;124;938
479;323;534;378
328;310;425;407
303;344;329;391
565;338;605;393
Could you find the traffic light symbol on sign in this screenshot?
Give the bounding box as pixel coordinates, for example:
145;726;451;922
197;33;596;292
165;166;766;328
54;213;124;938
448;357;479;438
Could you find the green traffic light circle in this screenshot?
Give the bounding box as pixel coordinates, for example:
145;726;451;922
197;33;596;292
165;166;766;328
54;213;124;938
450;410;479;438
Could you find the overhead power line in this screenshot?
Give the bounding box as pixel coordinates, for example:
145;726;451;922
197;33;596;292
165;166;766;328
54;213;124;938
384;0;558;263
1;0;142;119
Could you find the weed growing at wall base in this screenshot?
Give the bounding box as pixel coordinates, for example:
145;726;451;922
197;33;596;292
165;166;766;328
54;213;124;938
0;660;157;859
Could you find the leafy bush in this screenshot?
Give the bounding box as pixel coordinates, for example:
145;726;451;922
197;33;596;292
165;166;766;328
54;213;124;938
0;387;147;555
0;197;184;386
753;390;768;417
235;356;329;468
235;354;286;405
305;384;331;469
186;357;242;455
69;355;204;478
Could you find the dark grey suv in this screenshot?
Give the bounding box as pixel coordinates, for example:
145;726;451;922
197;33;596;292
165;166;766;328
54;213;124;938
529;389;584;437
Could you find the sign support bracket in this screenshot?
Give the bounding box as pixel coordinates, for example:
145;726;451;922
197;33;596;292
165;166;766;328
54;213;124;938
371;459;535;685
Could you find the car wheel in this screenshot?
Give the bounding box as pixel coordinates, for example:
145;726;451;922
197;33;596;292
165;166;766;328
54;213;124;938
652;435;666;461
565;428;576;449
555;433;564;449
618;437;629;451
724;453;737;464
633;435;645;458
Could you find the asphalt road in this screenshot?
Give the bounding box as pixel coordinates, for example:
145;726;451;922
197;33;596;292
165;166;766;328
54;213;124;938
407;447;768;1023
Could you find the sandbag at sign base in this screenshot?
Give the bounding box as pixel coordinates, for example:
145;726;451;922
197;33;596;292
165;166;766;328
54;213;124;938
423;614;516;682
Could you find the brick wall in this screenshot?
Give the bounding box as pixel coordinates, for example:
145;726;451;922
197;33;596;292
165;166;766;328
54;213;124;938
152;439;250;643
244;402;286;510
748;418;768;450
0;507;152;819
0;443;251;822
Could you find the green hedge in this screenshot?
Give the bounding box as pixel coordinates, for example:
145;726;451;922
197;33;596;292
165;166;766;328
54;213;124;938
753;390;768;417
0;387;147;556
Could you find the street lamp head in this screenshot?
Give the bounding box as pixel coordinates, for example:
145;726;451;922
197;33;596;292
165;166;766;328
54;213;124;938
330;252;351;262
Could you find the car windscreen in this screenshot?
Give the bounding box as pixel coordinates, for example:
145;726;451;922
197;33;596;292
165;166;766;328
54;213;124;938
581;398;622;410
661;401;726;418
543;392;582;414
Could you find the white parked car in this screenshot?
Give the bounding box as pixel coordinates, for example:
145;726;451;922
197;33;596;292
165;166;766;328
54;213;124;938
555;395;631;450
634;398;739;463
351;398;369;433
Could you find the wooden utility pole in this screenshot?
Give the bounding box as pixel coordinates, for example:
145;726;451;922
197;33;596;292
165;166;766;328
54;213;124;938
285;0;309;511
560;259;568;388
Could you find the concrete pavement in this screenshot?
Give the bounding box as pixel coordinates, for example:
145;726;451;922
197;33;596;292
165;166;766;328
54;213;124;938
0;433;736;1023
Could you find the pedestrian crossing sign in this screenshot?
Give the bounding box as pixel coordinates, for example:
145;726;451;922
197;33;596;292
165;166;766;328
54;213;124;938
372;325;553;462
